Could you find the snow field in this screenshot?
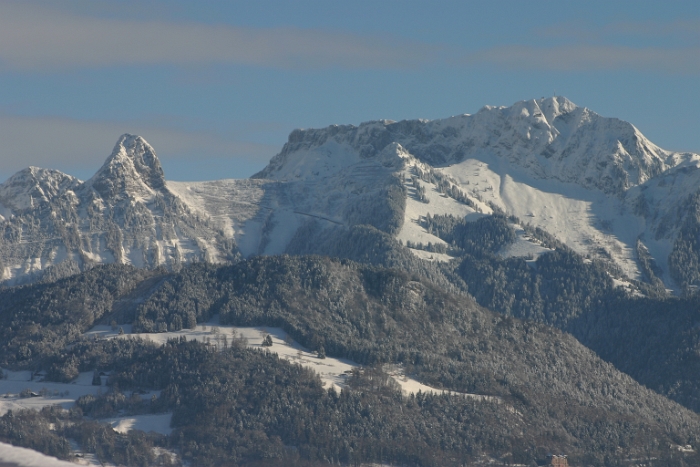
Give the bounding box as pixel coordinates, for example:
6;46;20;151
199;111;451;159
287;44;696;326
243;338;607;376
89;317;497;402
105;413;173;435
0;441;77;467
0;370;102;416
442;157;648;282
498;224;554;262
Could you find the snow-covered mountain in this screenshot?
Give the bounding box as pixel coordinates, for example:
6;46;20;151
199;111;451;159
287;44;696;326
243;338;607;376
246;96;700;291
258;97;685;195
2;97;700;292
0;134;237;285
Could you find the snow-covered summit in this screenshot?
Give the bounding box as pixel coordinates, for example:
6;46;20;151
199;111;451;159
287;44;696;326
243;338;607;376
86;134;166;199
258;96;683;195
0;134;238;285
247;96;700;291
0;166;79;212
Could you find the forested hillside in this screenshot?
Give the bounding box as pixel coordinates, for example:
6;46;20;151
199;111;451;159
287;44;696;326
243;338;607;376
1;258;700;465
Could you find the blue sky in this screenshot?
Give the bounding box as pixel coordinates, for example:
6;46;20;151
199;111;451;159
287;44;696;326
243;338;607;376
1;0;699;182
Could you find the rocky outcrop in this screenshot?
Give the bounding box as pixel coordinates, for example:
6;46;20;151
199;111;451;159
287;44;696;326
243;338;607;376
257;97;688;196
0;134;238;285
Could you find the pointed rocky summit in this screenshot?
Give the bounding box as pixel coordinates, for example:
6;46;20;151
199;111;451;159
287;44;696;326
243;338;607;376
87;134;165;199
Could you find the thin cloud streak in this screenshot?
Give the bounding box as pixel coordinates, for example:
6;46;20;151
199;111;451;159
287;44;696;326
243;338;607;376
1;2;698;75
466;45;700;74
0;2;435;71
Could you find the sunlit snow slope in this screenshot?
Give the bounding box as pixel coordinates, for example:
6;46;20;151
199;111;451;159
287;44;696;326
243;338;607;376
3;97;700;291
251;96;700;290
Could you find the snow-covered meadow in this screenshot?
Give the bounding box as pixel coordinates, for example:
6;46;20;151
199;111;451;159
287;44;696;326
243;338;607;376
88;317;498;402
0;441;77;467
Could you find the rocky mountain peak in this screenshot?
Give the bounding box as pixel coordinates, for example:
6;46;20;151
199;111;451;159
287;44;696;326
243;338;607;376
256;97;685;195
87;134;165;199
534;96;577;123
0;166;78;212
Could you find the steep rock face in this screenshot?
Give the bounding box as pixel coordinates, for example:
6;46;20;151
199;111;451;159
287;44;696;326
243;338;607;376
87;134;166;199
0;135;238;285
257;97;684;195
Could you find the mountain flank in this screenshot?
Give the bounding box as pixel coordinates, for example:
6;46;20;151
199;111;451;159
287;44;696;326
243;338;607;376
2;97;700;294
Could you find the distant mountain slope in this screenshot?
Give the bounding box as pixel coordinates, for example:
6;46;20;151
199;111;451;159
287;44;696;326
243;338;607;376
3;98;700;293
0;135;237;285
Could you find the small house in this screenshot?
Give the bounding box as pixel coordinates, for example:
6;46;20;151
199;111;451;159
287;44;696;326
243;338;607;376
545;454;568;466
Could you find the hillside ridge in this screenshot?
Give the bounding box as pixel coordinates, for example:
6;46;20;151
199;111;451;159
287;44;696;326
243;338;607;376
2;97;700;292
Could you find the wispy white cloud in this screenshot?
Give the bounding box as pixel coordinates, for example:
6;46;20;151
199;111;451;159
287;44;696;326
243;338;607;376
463;17;700;74
2;2;698;77
0;115;277;182
0;2;435;71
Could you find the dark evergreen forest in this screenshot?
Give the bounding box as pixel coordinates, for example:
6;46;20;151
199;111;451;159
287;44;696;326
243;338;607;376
0;251;700;465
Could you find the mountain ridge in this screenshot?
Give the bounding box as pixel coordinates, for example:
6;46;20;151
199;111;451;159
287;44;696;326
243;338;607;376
2;97;700;293
256;96;689;195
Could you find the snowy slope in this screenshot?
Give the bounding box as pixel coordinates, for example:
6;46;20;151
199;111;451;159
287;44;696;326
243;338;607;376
0;135;239;285
441;155;646;278
2;98;700;290
251;97;700;290
0;442;77;467
167;178;273;257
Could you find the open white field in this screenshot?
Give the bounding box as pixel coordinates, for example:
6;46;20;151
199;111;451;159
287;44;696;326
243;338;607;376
88;317;498;402
498;224;554;262
0;441;77;467
105;413;173;435
0;370;101;416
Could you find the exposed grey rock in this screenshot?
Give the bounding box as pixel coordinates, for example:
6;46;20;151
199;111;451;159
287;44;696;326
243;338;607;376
0;134;239;285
